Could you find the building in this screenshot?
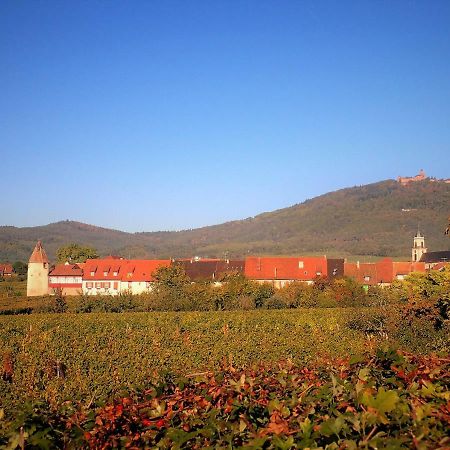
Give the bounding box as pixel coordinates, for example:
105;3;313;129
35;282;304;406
412;231;427;262
327;258;345;279
82;258;171;295
48;262;83;295
245;256;328;288
392;261;426;280
397;169;427;185
420;251;450;269
175;258;245;283
0;263;13;277
27;241;50;296
344;258;394;288
344;257;426;289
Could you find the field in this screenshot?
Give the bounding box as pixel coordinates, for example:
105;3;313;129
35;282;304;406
0;308;449;448
0;309;378;408
1;270;449;448
1;308;449;409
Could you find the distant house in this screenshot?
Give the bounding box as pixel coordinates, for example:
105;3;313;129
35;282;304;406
82;258;171;295
420;251;450;269
0;263;13;277
245;256;328;288
176;258;245;284
120;260;171;294
393;261;426;281
48;263;83;295
344;258;426;288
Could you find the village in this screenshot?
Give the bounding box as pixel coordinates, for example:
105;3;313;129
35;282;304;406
20;230;450;297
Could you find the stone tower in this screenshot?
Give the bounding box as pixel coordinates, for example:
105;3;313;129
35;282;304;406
412;231;427;262
27;240;49;296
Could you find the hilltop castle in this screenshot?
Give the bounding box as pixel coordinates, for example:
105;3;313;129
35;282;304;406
397;169;450;185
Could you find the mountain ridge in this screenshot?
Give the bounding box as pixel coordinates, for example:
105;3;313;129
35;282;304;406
1;179;449;262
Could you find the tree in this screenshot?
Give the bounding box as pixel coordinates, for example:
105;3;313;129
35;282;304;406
56;244;98;263
13;261;27;275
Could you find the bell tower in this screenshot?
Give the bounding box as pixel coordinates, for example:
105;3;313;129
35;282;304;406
412;231;427;262
27;240;49;296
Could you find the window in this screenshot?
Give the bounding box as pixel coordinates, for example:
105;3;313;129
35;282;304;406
90;271;95;276
104;282;110;289
113;271;118;276
103;271;108;276
298;261;304;269
86;282;93;289
364;276;370;282
113;282;118;290
95;282;101;289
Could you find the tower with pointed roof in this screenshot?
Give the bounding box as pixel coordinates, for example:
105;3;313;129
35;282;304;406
27;241;50;296
412;231;427;262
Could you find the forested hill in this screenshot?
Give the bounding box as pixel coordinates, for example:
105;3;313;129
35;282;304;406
1;179;449;262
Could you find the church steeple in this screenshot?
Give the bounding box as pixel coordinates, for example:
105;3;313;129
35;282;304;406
412;230;427;262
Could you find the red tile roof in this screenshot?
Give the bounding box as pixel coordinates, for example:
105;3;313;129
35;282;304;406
344;258;426;285
49;263;83;277
344;258;394;285
430;262;449;271
29;241;49;264
82;258;171;282
245;256;327;281
120;260;171;282
392;261;426;276
0;263;13;275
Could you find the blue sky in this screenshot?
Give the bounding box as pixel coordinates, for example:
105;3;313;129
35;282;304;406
1;0;449;232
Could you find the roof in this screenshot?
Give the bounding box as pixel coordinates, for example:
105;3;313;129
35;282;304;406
344;258;427;284
392;261;426;276
82;258;171;282
344;258;394;285
327;259;344;278
245;256;327;281
29;241;49;264
420;251;450;263
176;259;245;281
0;263;13;274
49;263;83;277
430;262;449;271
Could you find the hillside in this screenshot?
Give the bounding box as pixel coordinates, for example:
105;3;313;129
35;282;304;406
1;179;449;262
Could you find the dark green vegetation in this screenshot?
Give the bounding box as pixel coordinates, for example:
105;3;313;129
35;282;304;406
1;179;449;261
56;243;98;263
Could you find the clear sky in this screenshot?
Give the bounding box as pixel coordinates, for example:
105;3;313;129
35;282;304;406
1;0;449;232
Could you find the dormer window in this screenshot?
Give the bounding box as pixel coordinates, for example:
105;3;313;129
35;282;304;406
113;271;118;276
90;271;95;276
103;271;108;276
364;276;371;282
298;261;304;269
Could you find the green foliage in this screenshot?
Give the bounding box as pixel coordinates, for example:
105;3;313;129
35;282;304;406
2;350;449;448
75;292;140;313
396;267;450;329
56;243;98;263
12;261;27;275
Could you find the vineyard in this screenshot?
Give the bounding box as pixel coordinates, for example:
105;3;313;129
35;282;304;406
1;306;449;447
